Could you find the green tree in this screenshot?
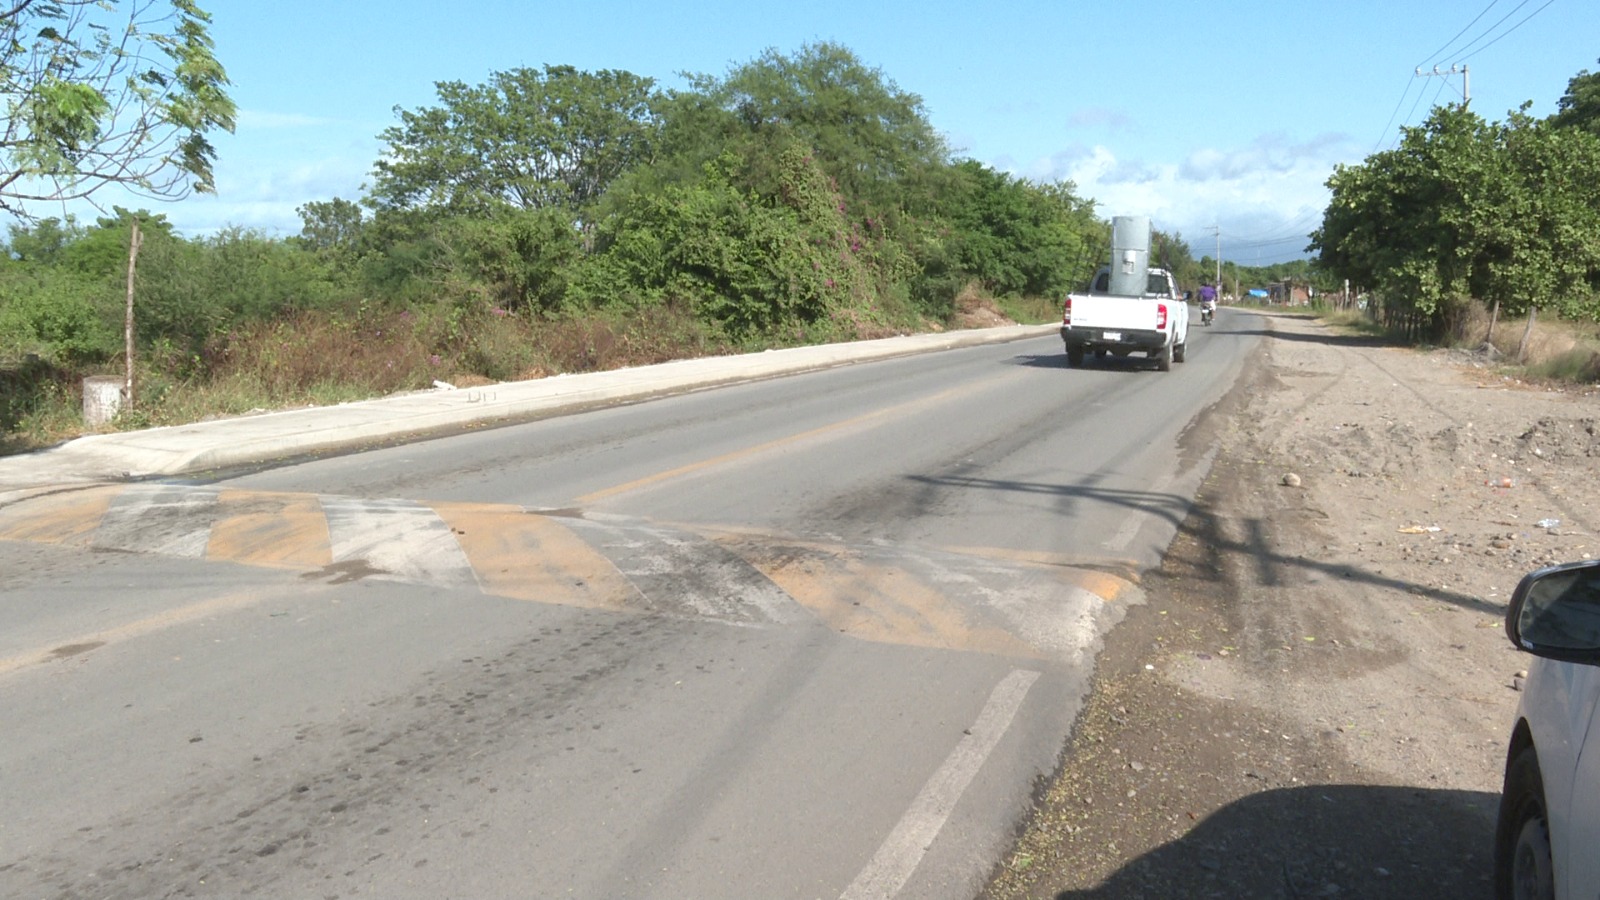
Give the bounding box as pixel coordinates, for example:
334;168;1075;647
1313;103;1600;335
1486;111;1600;320
939;161;1100;298
5;215;86;264
1311;105;1497;326
1551;60;1600;137
294;197;365;255
370;64;661;219
0;0;236;217
661;43;951;223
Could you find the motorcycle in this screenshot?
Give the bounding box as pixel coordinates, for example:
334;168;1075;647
1201;300;1215;326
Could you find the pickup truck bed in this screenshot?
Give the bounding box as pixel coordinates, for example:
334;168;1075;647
1060;267;1189;371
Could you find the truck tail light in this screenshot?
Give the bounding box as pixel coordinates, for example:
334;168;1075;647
1156;303;1168;329
1062;297;1072;325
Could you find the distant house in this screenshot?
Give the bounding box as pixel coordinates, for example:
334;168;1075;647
1268;280;1313;305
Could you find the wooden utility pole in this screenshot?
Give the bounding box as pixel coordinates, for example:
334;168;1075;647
124;218;142;408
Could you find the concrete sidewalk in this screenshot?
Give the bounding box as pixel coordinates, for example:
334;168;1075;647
0;324;1057;491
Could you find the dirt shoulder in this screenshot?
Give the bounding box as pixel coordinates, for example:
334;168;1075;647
984;309;1600;900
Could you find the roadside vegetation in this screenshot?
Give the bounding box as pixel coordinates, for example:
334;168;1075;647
1311;60;1600;359
0;38;1245;455
4;7;1596;457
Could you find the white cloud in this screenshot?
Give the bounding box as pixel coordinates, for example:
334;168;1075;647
236;110;338;129
1067;107;1135;131
1014;132;1360;264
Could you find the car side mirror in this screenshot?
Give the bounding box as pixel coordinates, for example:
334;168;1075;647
1507;559;1600;664
1184;290;1193;301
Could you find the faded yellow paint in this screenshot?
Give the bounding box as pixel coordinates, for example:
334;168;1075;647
431;502;639;608
937;545;1142;599
576;375;1020;505
0;485;120;544
736;538;1038;657
207;490;333;569
1074;570;1140;603
0;582;327;678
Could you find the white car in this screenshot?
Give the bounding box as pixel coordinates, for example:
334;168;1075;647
1497;559;1600;899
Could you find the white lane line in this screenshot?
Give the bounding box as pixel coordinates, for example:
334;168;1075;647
839;668;1042;900
1104;472;1173;553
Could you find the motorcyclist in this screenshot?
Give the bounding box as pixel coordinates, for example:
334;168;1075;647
1198;281;1218;324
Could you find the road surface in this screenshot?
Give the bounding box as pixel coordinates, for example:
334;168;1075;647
0;323;1254;899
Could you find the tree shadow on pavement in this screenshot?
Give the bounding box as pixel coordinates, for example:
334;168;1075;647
907;474;1503;616
1053;783;1497;900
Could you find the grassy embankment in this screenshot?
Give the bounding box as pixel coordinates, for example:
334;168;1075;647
0;286;1058;457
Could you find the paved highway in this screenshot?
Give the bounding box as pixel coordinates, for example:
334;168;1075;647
0;318;1256;899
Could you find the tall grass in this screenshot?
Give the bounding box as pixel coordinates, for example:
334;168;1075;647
0;300;734;453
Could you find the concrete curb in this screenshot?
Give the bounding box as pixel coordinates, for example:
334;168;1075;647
0;323;1059;487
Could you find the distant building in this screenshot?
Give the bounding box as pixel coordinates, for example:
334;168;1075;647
1268;280;1313;305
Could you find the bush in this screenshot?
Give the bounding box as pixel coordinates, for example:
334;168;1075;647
0;268;118;362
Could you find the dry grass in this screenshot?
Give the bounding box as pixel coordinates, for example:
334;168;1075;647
0;302;734;453
1454;301;1600;380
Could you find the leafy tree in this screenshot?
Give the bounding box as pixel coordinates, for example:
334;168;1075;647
665;43;951;223
939;160;1100;298
0;265;116;360
294;197;365;255
370;64;661;219
1311;105;1496;325
5;215;85;264
1486;111;1600;319
1313;102;1600;335
571;145;880;337
1552;60;1600;137
0;0;236;217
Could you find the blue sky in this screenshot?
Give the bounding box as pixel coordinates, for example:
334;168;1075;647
58;0;1598;265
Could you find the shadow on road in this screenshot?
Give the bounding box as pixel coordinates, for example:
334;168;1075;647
911;467;1500;617
1053;783;1497;900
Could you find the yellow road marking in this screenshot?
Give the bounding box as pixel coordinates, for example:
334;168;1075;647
575;376;1019;505
731;537;1038;657
0;485;120;544
431;502;640;608
937;545;1142;597
207;490;333;569
0;583;324;678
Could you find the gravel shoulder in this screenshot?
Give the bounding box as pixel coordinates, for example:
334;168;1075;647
983;308;1600;900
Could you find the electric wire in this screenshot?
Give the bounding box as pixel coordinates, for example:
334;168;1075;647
1447;0;1535;61
1457;0;1556;62
1415;0;1502;70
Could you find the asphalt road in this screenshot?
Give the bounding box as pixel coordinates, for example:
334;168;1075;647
0;321;1256;899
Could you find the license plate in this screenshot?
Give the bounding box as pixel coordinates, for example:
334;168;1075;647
1102;331;1122;341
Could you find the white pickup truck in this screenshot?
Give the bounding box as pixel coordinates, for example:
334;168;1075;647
1059;265;1190;371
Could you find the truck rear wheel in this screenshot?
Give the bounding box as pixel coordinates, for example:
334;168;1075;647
1174;341;1186;363
1066;346;1085;367
1157;343;1173;372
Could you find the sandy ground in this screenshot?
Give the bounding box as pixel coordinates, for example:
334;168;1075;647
982;308;1600;900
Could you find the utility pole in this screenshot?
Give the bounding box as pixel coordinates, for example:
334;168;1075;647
1210;225;1221;289
1415;63;1470;107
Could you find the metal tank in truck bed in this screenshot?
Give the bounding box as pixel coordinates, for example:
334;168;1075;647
1059;215;1190;371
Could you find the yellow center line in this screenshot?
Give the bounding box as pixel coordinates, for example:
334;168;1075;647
575;374;1020;505
0;582;327;678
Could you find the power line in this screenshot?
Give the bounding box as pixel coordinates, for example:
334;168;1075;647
1371;77;1423;155
1448;0;1535;61
1458;0;1556;62
1416;0;1503;70
1371;0;1556;153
